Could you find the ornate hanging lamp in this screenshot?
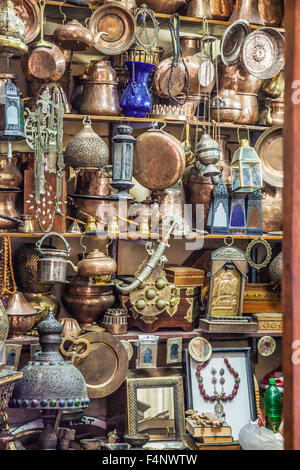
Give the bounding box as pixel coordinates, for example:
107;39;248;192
0;79;25;141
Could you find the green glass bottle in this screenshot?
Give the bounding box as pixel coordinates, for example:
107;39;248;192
264;378;282;432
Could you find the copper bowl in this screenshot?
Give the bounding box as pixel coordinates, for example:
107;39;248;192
136;0;187;14
8;311;38;338
62;281;115;326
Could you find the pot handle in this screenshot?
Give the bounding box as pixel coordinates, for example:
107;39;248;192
36;232;71;255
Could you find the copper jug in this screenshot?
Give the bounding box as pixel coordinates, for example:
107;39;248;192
77;249;117;282
0;151;23;190
258;0;284;27
229;0;264;25
262;185;282;233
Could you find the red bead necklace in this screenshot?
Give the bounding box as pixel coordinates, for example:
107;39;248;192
196;358;241;416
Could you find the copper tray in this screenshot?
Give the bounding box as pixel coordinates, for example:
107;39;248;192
255;124;283;189
73;331;128;398
89;2;136;55
14;0;41;44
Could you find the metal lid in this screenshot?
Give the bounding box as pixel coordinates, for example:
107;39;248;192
221;19;251;66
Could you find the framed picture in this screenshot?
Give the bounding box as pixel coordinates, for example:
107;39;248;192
136;336;159;369
127;373;185;442
183;347;257;441
166;338;182;364
5;344;22;370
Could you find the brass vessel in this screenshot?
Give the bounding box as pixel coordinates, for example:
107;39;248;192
102;308;128;335
258;0;284;27
80;79;120;116
65;117;109;169
53;19;94;51
0;153;23;190
0;190;21;232
266;99;284;126
6;292;38;338
24;292;60;322
210;0;234;19
75;167;115;197
218;61;262;94
59;318;81;338
135;0;187;14
229;0;264;25
262;185;282;233
261;71;284;99
269;252;282;285
187;0;212;18
211;90;242;124
77;249;117;282
235;93;259;125
0;0;28;57
216;134;232;186
62;280;115;326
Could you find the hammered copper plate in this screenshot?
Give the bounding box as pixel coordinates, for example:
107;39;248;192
153;58;186;99
255;125;283;189
14;0;41;44
89;2;136;55
133;130;186;191
73;331;128;398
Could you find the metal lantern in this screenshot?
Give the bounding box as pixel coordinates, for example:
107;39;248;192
246;189;263;236
231;127;263;193
195;133;221;177
0;79;25;141
229;192;247;235
0;0;28;58
207;170;229;235
110;124;136;200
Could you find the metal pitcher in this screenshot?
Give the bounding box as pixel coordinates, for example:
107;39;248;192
36;232;77;284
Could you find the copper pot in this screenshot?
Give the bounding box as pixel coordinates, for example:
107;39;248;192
229;0;264;25
53;19;94;51
182;164;213;230
187;0;212;18
262;185;282;233
210;0;234;19
75;168;115;197
6;292;38;338
77;249;117;281
235;93;259;125
258;0;284;26
0;190;21;231
86;60;117;82
80;79;120;116
211;90;242;123
135;0;187;14
218;61;262;94
266;99;284;126
0;154;23;189
179;36;215;95
62;280;115;326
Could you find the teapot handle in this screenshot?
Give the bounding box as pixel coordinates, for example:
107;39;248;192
36;232;71;255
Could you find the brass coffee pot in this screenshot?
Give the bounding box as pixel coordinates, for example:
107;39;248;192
0;0;28;57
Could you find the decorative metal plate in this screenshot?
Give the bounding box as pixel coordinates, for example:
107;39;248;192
258;336;276;356
72;331;128;398
255;125;283;189
242;28;284;80
188;337;212;363
220;19;250;66
14;0;41;44
89;2;137;56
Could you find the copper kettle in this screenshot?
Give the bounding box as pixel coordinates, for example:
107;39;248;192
53;19;94;51
77;249;117;282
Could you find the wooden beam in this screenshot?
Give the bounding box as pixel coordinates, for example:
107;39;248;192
283;0;300;450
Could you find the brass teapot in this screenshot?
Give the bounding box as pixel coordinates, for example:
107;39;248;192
36;232;117;284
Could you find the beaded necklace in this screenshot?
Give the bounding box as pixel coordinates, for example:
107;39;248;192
196;358;240;417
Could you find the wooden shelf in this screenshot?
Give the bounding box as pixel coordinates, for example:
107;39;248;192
44;1;284;35
0;233;83;238
63;113;270;132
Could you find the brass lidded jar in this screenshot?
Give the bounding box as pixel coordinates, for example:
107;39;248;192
0;0;28;57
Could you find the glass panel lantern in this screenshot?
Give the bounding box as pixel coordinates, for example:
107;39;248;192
0;79;25;141
110;124;136;200
231;128;262;194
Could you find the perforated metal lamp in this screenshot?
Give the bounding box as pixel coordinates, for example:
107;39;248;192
0;79;25;141
231;127;263;194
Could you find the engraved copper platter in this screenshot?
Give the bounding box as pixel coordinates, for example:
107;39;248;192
254;124;283;189
72;331;128;398
89;2;136;55
14;0;41;44
133;129;186;191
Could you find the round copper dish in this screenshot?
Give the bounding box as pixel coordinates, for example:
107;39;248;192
133;130;186;191
27;42;66;82
136;0;187;14
89;2;136;55
14;0;41;44
72;331;128;398
255;125;283;188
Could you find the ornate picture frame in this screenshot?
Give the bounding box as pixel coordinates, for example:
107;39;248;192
183;347;257;441
126;374;185;442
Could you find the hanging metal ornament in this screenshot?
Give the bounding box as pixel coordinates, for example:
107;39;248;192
195;25;221;177
134;3;160;53
25;89;65;233
0;78;25;141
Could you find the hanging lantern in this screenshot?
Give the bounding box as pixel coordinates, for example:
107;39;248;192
110;124;136;200
246;189;263;236
229;192;247;234
0;0;28;58
231;127;263;193
195;133;221;177
0;79;25;141
207;169;229;235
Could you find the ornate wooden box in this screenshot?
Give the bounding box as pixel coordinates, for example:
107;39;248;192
164;267;205;287
243;283;282;314
252;313;283;332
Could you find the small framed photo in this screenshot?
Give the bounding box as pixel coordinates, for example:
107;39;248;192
5;344;22;370
166;338;182;364
136;336;159;369
184;347;257;441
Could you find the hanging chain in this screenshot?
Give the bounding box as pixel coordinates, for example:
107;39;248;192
168;13;190;106
0;236;17;296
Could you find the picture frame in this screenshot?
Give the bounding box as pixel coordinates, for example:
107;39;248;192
183;347;257;441
136;335;159;369
127;372;185;442
166;337;182;364
5;344;22;371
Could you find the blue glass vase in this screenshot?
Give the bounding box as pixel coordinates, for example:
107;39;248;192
120;61;155;118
